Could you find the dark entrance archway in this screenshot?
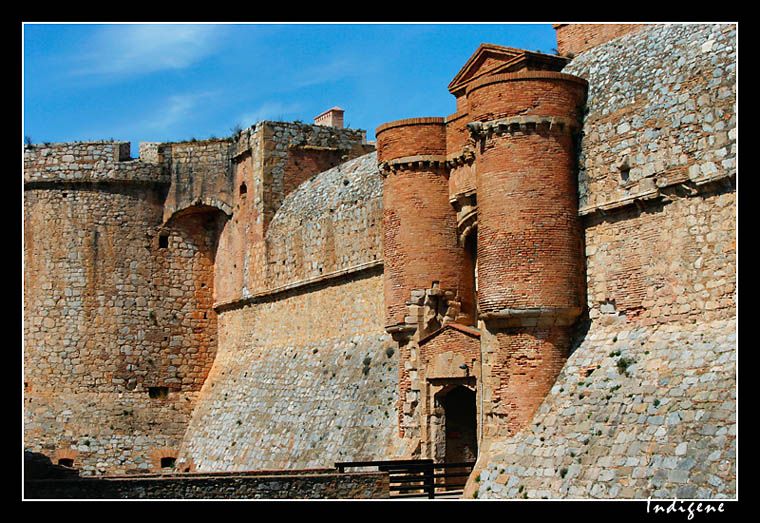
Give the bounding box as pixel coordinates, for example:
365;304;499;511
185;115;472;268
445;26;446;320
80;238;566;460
440;385;478;465
439;385;478;490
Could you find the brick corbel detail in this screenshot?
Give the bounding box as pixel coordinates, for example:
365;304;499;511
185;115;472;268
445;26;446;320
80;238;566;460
480;306;583;328
467;115;582;138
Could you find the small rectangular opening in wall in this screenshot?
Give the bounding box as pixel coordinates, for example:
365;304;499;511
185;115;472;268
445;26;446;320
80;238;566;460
57;458;74;467
148;386;169;399
160;457;176;469
158;234;169;249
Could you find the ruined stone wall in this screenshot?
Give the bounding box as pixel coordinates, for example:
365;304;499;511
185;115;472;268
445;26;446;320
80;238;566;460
24;142;223;475
176;152;404;472
466;23;736;500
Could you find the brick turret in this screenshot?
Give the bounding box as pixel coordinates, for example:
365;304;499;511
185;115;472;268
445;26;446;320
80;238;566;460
376;118;473;340
466;71;587;324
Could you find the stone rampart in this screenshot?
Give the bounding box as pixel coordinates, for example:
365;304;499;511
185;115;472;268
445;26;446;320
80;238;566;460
158;139;237;222
176;154;403;473
553;24;649;58
23;24;736;499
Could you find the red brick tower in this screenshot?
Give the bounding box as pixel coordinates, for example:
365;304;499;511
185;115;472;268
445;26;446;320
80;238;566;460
465;70;587;435
376;117;474;341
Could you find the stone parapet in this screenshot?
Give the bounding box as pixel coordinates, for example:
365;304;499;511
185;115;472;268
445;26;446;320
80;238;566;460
26;469;390;499
24;141;167;186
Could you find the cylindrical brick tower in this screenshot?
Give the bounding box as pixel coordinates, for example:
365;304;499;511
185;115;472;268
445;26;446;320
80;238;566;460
465;71;588;435
376;118;473;340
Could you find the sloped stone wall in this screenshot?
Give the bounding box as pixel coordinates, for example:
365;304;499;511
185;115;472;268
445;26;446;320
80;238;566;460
177;153;403;472
176;270;402;472
468;318;735;499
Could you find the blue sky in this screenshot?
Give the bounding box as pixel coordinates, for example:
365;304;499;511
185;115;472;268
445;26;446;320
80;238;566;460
23;23;559;155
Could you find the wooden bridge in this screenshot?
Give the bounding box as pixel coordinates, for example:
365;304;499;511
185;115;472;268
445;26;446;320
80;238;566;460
335;459;475;499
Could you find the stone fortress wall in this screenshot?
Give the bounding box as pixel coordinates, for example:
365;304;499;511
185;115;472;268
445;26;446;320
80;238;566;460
24;141;222;474
466;23;736;499
23;122;387;475
174;151;402;472
24;23;736;499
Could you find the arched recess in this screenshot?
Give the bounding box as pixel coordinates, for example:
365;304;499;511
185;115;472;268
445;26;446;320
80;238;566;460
162;204;229;263
156;204;229;391
462;225;478;323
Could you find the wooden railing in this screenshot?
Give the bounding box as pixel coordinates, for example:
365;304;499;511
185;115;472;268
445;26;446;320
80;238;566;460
335;459;475;499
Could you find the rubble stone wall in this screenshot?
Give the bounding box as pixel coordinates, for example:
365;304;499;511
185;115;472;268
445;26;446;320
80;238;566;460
26;469;390;499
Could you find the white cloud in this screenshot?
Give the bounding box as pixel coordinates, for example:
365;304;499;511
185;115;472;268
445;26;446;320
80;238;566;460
72;24;222;78
147;91;220;132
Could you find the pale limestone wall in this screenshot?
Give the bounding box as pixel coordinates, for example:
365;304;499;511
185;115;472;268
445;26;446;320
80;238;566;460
465;23;736;500
584;188;735;325
176;270;403;471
